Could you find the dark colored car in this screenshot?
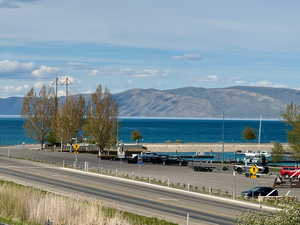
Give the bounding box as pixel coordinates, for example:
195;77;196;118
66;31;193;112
163;156;188;166
241;186;278;198
141;152;160;163
127;155;138;163
151;154;168;164
193;166;215;172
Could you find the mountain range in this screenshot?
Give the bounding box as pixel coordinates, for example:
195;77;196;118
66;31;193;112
1;86;299;118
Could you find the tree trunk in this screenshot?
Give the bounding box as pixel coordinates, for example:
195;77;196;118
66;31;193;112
41;139;44;151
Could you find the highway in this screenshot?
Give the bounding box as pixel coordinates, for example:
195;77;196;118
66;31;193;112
0;157;265;225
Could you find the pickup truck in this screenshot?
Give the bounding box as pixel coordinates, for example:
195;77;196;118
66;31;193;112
279;167;300;178
234;164;269;174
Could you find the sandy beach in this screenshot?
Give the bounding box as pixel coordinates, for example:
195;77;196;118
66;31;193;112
1;142;290;153
143;142;290;153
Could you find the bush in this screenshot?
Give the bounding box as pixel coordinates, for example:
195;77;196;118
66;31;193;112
237;203;300;225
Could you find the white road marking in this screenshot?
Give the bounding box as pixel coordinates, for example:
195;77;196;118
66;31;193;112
158;198;178;201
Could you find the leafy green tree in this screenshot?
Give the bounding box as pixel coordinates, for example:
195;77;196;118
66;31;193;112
271;142;285;163
46;130;60;146
282;103;300;162
22;86;55;150
242;127;256;141
83;85;118;156
237;203;300;225
131;130;143;143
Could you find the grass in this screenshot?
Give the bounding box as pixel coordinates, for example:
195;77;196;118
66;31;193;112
0;216;38;225
0;180;177;225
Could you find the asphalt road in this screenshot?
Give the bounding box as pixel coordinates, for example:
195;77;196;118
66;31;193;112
0;157;266;225
0;147;296;198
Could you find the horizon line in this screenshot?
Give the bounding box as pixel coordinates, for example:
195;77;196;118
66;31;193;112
0;115;282;121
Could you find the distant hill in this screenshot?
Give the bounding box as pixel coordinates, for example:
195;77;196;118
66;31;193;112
1;86;300;118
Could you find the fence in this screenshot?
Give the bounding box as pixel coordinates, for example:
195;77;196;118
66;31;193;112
60;159;235;199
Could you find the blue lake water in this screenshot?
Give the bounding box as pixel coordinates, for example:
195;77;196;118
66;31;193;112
0;117;290;146
118;118;290;144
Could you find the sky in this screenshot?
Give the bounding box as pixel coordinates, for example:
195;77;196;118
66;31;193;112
0;0;300;97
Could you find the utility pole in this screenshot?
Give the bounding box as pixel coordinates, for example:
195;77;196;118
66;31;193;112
258;114;262;144
65;76;69;102
55;77;58;111
222;112;225;164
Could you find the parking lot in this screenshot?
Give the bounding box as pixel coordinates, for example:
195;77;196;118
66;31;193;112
0;146;299;199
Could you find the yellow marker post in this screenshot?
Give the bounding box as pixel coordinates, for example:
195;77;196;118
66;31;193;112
72;144;80;152
249;165;259;179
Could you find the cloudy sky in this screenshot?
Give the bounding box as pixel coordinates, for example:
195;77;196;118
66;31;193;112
0;0;300;97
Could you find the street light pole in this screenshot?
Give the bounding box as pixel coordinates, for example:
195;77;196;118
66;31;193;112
222;112;225;164
258;114;262;144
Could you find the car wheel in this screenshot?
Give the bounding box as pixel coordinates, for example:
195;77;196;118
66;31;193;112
237;167;243;174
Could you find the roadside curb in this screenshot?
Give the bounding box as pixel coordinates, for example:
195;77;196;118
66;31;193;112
58;166;279;212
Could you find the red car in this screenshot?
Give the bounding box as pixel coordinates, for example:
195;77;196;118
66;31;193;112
279;167;300;178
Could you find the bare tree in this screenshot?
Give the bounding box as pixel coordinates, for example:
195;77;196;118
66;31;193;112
22;86;55;150
84;85;118;157
53;95;85;146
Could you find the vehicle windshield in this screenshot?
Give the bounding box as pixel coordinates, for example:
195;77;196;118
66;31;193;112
249;187;261;192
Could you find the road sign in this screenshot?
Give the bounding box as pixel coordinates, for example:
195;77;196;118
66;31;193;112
249;165;259;179
73;144;80;151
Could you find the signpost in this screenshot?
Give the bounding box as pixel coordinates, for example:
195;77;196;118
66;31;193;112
72;144;80;153
72;144;80;165
249;165;259;179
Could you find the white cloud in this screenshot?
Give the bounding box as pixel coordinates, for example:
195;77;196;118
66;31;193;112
234;80;247;85
0;60;60;80
121;68;168;78
254;80;287;88
0;0;39;8
57;90;66;97
234;79;287;88
198;75;219;82
31;65;59;78
0;84;30;97
58;75;75;85
86;67;168;78
33;81;44;89
172;54;203;61
0;60;34;73
88;69;99;76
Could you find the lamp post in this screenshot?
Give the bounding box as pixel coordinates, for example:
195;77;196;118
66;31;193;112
222;112;225;164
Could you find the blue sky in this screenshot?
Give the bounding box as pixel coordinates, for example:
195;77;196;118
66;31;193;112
0;0;300;97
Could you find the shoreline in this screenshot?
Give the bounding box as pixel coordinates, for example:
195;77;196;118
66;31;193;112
143;142;289;153
2;142;290;153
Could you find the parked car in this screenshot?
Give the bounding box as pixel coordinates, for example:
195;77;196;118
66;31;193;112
140;152;160;163
193;166;215;172
241;186;278;198
161;156;188;166
127;154;139;164
279;167;300;178
234;164;269;174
